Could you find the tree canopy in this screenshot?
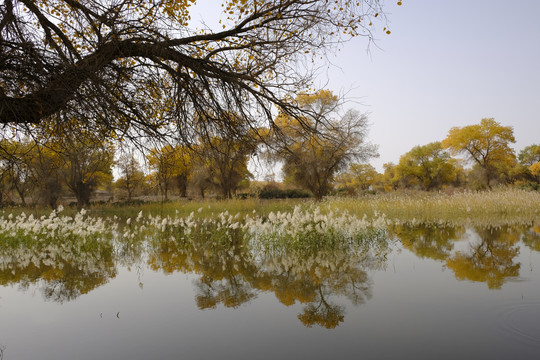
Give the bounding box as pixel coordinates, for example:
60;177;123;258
519;144;540;180
442;118;516;189
1;0;388;143
396;141;460;191
270;90;378;199
335;163;381;194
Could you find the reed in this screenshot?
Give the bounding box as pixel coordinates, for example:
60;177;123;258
324;188;540;226
2;188;539;228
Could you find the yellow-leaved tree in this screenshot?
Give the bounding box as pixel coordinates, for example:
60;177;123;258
56;137;115;208
192;112;259;199
0;138;36;205
115;151;146;201
271;90;378;200
147;144;193;200
395;141;462;191
335;163;382;195
442;118;516;189
519;144;540;183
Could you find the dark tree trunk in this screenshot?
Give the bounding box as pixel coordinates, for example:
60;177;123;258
74;181;92;209
14;186;26;206
44;177;61;209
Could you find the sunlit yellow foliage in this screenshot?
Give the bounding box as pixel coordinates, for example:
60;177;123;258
147;144;193;199
382;162;399;192
335;163;382;194
530;162;540;177
272;90;377;199
442;118;516;188
395;142;461;191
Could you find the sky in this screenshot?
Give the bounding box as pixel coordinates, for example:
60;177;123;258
191;0;540;173
323;0;540;171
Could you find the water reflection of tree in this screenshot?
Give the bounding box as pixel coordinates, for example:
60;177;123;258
255;249;376;328
389;224;465;261
147;233;387;328
446;226;521;289
522;226;540;252
0;239;117;302
148;231;259;310
297;285;345;328
193;243;258;310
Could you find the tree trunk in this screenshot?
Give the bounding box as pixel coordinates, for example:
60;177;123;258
176;174;188;197
125;178;132;201
15;186;26;206
484;167;492;190
75;181;92;209
44;177;61;209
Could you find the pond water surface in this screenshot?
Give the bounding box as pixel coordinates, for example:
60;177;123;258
1;222;540;359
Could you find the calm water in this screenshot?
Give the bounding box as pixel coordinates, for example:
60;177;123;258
1;223;540;359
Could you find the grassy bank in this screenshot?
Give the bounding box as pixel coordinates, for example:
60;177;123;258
324;188;540;226
2;188;539;227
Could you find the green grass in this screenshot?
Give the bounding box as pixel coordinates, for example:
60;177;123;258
0;198;305;220
87;197;306;219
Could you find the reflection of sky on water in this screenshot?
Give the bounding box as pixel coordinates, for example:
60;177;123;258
1;224;540;359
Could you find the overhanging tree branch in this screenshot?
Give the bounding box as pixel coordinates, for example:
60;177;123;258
1;0;388;143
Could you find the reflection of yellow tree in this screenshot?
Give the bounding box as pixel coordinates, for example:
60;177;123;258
297;286;345;329
390;224;465;261
148;230;258;309
253;249;375;329
147;229;386;328
522;226;540;252
0;238;117;302
192;240;258;310
446;227;521;289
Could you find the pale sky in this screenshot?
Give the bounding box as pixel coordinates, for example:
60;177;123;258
324;0;540;171
192;0;540;172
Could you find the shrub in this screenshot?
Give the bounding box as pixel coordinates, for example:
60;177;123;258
258;187;312;199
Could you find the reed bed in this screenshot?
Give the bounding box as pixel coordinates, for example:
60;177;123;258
85;198;303;219
88;188;540;227
324;188;540;227
1;189;538;239
1;189;537;287
0;201;391;256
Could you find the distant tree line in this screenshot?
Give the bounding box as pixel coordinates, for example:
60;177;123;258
1;110;539;208
337;118;540;194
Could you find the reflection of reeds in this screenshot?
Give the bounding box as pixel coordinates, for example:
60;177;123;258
0;203;391;329
141;208;391;329
0;205;390;278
